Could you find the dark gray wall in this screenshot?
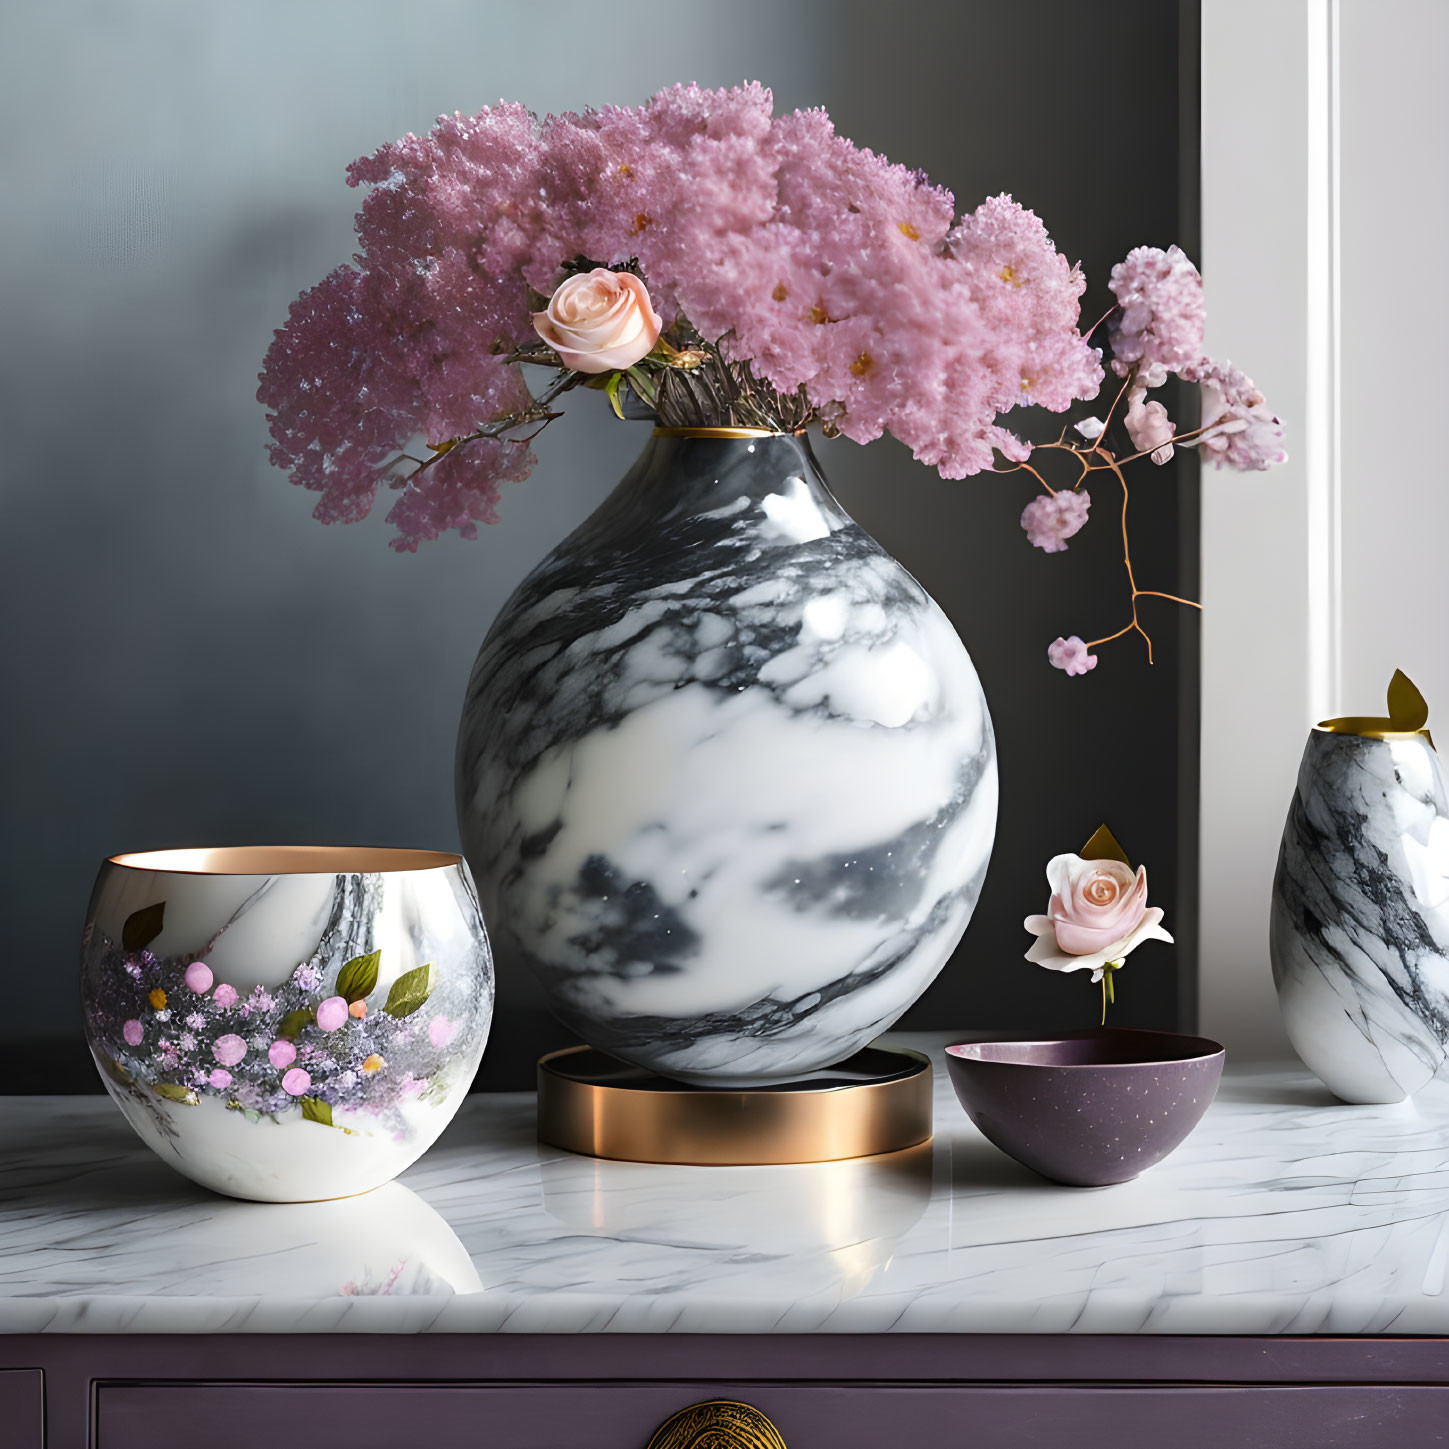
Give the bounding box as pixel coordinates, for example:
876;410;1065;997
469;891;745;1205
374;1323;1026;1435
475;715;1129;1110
0;0;1198;1088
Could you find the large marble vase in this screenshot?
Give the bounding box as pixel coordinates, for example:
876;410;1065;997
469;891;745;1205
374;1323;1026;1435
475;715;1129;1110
456;429;997;1087
1270;726;1449;1103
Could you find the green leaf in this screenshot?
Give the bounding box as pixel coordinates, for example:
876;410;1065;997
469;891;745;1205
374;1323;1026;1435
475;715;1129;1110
122;901;165;952
277;1007;315;1041
604;370;626;421
1080;823;1131;866
383;963;433;1018
335;950;381;1004
1388;669;1430;732
299;1096;334;1127
153;1082;198;1105
100;1055;132;1087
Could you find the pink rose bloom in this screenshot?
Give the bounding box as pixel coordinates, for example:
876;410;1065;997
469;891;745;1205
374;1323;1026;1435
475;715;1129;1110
1047;635;1097;676
315;996;349;1032
428;1015;458;1050
212;983;238;1008
1024;853;1173;978
122;1019;143;1047
184;961;214;993
209;1068;232;1090
533;269;664;374
268;1039;297;1069
282;1067;311;1096
1020;489;1091;553
213;1033;247;1067
1124;388;1175;465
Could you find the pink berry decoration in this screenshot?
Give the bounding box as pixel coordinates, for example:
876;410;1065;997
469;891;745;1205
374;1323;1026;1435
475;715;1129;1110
315;995;349;1032
428;1015;458;1050
212;983;239;1008
268;1039;297;1069
122;1019;143;1047
209;1068;232;1090
281;1067;311;1097
213;1033;247;1067
183;961;214;993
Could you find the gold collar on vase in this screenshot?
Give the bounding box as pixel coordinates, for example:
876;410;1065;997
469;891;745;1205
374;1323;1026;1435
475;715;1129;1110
1316;668;1435;746
652;426;802;439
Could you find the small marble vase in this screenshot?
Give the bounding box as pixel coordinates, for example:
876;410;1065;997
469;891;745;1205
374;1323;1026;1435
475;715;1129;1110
1270;726;1449;1103
81;847;494;1201
456;429;998;1087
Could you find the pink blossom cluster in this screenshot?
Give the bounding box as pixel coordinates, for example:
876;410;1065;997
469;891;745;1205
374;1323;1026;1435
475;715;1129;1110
1021;490;1091;553
258;84;1105;549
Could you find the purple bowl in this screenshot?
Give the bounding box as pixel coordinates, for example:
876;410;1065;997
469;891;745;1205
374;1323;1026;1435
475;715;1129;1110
944;1028;1225;1187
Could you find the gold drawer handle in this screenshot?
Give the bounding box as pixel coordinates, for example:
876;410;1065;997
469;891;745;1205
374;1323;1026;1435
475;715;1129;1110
646;1399;788;1449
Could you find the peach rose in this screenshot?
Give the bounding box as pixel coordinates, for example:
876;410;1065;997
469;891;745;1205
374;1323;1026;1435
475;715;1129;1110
1024;853;1172;978
532;268;664;374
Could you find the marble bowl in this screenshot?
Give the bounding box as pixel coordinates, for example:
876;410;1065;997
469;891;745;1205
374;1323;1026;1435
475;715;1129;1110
944;1029;1224;1187
81;847;493;1202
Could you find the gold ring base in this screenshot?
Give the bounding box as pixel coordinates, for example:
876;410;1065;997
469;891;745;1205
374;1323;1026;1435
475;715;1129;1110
536;1045;932;1165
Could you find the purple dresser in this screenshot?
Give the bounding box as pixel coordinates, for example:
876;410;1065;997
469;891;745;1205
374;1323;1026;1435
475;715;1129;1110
5;1040;1449;1448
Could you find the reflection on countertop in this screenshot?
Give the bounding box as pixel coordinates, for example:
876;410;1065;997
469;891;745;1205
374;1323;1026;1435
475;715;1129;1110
4;1033;1449;1334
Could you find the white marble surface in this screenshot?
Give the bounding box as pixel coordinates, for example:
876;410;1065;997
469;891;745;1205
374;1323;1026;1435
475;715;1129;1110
5;1034;1449;1335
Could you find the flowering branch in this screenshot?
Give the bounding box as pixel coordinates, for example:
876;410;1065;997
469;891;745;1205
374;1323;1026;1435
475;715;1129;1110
1018;246;1286;675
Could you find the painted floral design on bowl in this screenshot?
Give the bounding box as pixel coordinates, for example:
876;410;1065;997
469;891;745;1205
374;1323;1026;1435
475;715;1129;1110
80;847;493;1201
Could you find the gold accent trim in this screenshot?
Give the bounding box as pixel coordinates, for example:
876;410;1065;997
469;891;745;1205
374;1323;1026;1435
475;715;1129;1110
1318;668;1435;744
651;425;784;439
646;1400;788;1449
107;846;463;876
536;1045;932;1165
1315;720;1433;743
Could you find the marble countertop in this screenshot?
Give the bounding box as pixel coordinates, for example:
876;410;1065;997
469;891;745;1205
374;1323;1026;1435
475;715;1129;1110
4;1033;1449;1336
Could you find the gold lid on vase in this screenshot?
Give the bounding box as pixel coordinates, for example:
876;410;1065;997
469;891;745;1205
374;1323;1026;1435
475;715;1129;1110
1316;668;1435;745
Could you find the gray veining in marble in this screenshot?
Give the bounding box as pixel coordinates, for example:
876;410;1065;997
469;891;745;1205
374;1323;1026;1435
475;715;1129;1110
1271;728;1449;1103
5;1034;1449;1336
456;435;996;1087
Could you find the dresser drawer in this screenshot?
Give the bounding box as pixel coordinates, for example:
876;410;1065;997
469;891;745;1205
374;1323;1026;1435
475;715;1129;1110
96;1381;1449;1448
0;1370;42;1449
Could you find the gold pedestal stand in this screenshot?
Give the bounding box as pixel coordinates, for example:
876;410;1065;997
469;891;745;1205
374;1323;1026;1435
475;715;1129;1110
536;1044;932;1165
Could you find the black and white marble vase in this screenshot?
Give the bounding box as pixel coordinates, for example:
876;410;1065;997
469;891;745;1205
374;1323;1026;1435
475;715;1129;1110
457;430;998;1086
1270;726;1449;1103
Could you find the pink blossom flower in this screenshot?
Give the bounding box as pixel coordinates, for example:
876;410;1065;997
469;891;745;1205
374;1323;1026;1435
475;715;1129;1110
183;961;213;993
1107;244;1204;385
282;1067;311;1097
1124;388;1175;465
124;960;143;980
1020;490;1092;553
294;963;321;992
534;270;664;373
268;1039;297;1069
1195;359;1288;471
185;1011;206;1030
122;1019;143;1046
259;86;1105;544
212;983;238;1008
213;1034;247;1067
209;1068;232;1090
428;1015;458;1050
398;1073;427;1100
315;996;349;1032
241;986;273;1018
1047;635;1098;676
1024;853;1173;978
